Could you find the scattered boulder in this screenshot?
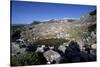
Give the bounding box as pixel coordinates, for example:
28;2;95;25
43;50;61;64
58;45;66;53
91;44;96;49
49;46;54;50
11;42;26;56
35;45;45;53
69;41;80;52
64;41;81;62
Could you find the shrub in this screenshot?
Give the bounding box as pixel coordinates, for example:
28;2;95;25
11;52;46;66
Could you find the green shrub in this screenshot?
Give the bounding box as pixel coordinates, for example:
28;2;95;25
11;52;43;66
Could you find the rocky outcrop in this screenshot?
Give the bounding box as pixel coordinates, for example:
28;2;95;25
43;50;61;64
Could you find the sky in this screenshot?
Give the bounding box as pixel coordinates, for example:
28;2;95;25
11;1;96;24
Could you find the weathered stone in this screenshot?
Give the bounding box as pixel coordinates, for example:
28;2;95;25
43;50;61;64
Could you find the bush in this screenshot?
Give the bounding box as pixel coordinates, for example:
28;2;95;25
11;52;46;66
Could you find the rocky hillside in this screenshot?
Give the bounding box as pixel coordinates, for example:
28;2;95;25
11;10;96;66
18;10;96;47
21;20;87;42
